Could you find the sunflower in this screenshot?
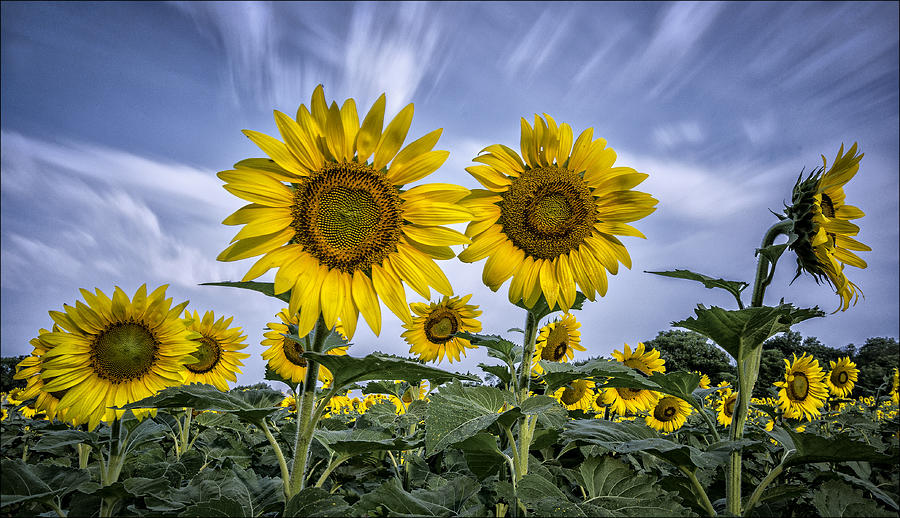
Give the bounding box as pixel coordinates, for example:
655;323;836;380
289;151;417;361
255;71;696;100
716;387;738;426
403;295;482;363
37;285;199;430
785;144;869;312
532;313;585;374
773;353;828;421
600;343;665;415
13;327;71;423
5;388;41;419
400;380;429;404
182;310;250;392
613;342;666;375
646;395;692;433
217;85;472;339
694;371;711;389
280;394;297;412
458;114;657;310
890;368;899;406
552;379;595;411
261;308;348;384
825;356;858;398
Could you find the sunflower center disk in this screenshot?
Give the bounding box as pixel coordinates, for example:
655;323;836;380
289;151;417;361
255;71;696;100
292;163;403;273
836;370;849;385
820;193;836;218
500;166;596;260
725;397;736;417
654;399;677;421
616;387;642;400
283;340;307;367
425;311;459;344
789;372;810;400
187;337;221;374
91;323;159;383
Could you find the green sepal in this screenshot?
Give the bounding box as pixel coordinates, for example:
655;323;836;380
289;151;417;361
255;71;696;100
514;291;588;321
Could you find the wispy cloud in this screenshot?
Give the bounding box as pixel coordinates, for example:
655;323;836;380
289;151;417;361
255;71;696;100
502;9;575;83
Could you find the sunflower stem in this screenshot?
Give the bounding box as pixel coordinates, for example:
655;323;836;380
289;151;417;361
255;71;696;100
288;315;328;497
77;442;91;470
176;408;192;460
742;450;792;517
260;418;291;499
517;309;539;404
678;465;716;516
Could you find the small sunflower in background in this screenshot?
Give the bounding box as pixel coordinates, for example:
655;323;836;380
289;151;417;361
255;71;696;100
400;380;429;405
14;327;71;423
825;356;859;398
717;387;738;426
217;85;472;340
785;143;869;311
613;342;666;375
38;285;200;430
553;379;595;411
459;114;657;310
532;313;585;374
646;395;692;433
261;308;348;384
403;295;482;364
890;368;899;406
182;310;251;392
773;353;828;421
694;371;711;389
601;343;665;415
280;394;297;412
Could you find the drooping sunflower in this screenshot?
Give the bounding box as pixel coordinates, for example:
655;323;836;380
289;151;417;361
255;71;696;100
716;387;738;426
38;285;200;430
646;395;692;433
261;308;348;384
600;342;665;415
773;353;828;421
182;310;251;392
458;114;657;310
825;356;859;398
14;327;71;423
403;295;482;364
553;379;595;411
532;313;585;374
217;85;472;339
785;143;869;311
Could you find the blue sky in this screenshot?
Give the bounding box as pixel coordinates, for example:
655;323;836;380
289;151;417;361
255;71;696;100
2;1;898;386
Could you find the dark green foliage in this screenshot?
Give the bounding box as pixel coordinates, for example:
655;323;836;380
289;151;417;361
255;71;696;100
643;330;734;385
0;355;27;392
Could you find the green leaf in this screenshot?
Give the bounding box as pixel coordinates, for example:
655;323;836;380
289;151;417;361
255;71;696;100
0;459;57;507
194;411;246;433
122;417;168;458
315;428;423;456
673;303;824;361
756;242;792;265
181;496;247;517
478;363;512;386
122;384;283;425
302;352;479;393
285;487;350;517
456;332;518;365
575;456;693;516
352;478;453;516
31;428;99;453
201;281;290;304
514;292;588;321
425;381;515;456
456;433;505;480
265;363;300;393
517;472;570;505
540;359;651;394
520;394;568;430
811;480;895;517
361;380;404;397
646;269;749;302
411;476;482;516
766;425;896;467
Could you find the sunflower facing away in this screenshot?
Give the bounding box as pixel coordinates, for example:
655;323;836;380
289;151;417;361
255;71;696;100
600;343;665;414
261;308;348;384
403;295;482;363
532;313;585;374
825;356;858;398
217;85;472;339
716;387;738;426
646;395;692;433
785;143;869;311
182;310;251;392
458;114;657;310
773;353;828;421
37;285;200;430
553;379;595;411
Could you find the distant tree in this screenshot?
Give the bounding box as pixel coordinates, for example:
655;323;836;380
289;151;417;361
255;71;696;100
643;330;734;386
231;382;273;392
852;337;899;396
1;356;28;393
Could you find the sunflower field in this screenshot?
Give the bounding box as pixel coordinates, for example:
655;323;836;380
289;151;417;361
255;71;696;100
2;86;898;517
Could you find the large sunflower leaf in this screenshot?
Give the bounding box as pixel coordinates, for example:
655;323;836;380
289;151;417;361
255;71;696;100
456;332;518;365
540;359;653;394
301;352;479;392
411;475;482;516
520;394;568;430
351;478;453;517
766;425;896;467
424;381;516;456
315;428;423;456
122;384;283;425
672;303;824;362
811;480;895;518
575;455;693;516
0;459;58;507
201;281;290;304
646;269;748;306
284;488;350;517
31;428;100;454
456;433;505;480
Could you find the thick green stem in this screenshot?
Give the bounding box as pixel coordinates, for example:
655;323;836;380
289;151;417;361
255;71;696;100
315;454;350;488
743;455;790;517
260;419;291;499
288;316;328;496
46;498;67;517
100;419;124;518
77;443;91;470
678;465;716;516
516;310;539;404
176;408;193;460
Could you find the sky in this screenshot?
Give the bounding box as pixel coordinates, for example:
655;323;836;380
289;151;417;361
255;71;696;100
2;1;898;388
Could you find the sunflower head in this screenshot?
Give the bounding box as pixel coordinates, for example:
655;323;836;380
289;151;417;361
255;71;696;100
693;371;711;389
553;379;595;411
403;295;482;364
611;343;665;375
773;353;829;421
784;144;868;312
261;308;348;384
716;388;738;426
532;313;585;374
183;310;251;392
646;395;692;433
459;114;657;310
825;356;858;398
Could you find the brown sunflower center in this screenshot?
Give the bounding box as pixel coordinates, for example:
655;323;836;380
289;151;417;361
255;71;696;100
499;166;597;259
90;322;159;384
282;339;308;367
788;372;810;401
820;193;835;218
291;162;403;273
834;370;849;386
541;323;570;361
616;387;642;400
561;383;587;406
724;395;736;417
424;308;459;344
654;398;679;422
187;336;221;374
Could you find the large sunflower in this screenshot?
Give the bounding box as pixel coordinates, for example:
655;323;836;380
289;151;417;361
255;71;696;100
600;342;665;415
646;395;692;433
403;295;482;363
773;353;828;421
825;356;858;398
553;379;595;411
532;313;585;374
182;310;251;392
217;85;472;339
261;308;348;384
785;143;869;311
38;285;200;430
13;327;70;423
458;114;657;310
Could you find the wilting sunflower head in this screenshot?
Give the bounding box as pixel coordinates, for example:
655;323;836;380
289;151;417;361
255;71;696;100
459;114;657;310
218;85;473;340
37;285;200;430
716;388;738;427
825;356;858;398
532;313;585;374
182;310;251;393
612;342;665;375
646;395;692;433
784;143;869;312
553;379;595;411
261;308;348;384
403;294;482;364
773;353;828;421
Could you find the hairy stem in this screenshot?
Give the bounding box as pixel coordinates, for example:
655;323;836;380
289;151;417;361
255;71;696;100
678;465;716;516
260;419;291;499
289;316;328;496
